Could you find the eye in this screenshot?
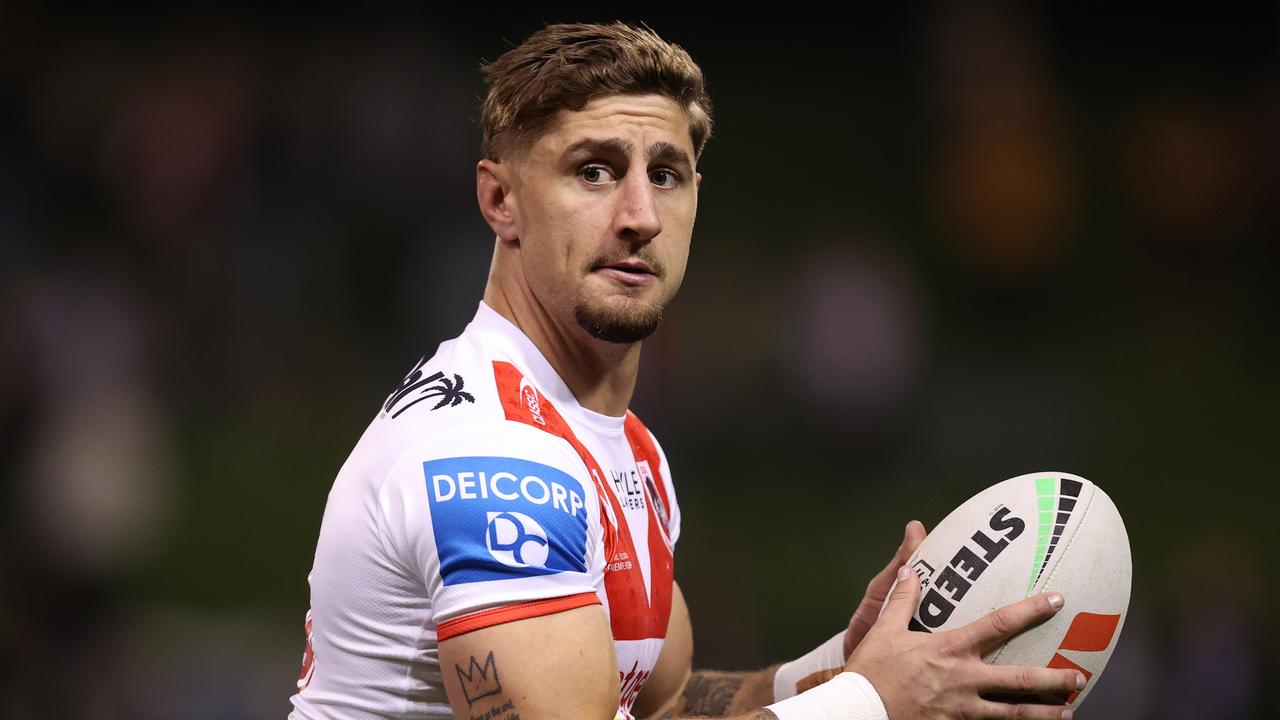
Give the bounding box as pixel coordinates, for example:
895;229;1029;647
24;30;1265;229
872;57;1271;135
580;164;615;184
651;168;680;188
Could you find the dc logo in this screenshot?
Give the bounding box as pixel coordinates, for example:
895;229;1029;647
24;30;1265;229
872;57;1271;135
485;511;549;568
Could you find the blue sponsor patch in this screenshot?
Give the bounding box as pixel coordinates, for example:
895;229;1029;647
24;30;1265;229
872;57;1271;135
424;456;589;586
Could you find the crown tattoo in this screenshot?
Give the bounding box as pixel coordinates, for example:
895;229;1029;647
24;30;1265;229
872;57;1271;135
456;651;502;706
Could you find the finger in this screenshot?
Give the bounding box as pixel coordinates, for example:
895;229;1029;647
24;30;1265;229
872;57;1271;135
902;519;926;557
979;665;1084;700
866;525;912;601
889;521;914;566
866;520;929;605
953;592;1064;654
878;564;921;628
881;521;923;590
971;699;1074;720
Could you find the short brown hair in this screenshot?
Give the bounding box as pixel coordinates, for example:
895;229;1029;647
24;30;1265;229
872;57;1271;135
479;22;713;162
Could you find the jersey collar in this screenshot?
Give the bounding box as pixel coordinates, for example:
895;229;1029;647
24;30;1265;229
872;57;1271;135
468;301;627;435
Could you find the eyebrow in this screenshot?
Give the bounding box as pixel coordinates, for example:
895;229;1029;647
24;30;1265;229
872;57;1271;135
562;137;693;173
648;141;693;173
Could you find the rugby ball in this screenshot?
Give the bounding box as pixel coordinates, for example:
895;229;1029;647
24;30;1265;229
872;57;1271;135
900;471;1130;709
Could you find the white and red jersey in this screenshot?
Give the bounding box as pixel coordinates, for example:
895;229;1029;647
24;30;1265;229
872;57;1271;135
290;302;680;720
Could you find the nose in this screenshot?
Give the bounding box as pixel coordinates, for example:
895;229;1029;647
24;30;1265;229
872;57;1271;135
613;171;662;244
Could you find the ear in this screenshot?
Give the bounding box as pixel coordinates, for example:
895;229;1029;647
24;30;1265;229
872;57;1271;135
695;171;702;191
477;159;519;243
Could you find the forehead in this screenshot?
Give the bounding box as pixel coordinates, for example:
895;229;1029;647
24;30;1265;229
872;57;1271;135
530;93;696;159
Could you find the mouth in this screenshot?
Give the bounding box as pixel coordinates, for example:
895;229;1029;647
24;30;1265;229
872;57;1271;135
600;258;655;276
593;258;659;287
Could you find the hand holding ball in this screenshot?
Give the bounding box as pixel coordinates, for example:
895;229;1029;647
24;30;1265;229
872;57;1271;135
896;471;1131;708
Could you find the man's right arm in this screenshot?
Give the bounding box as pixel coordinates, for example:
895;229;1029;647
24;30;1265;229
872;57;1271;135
438;605;620;720
379;420;622;718
437;603;782;720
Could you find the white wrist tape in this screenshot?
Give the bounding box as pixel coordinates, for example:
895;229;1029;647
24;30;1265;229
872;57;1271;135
765;672;888;720
773;630;847;701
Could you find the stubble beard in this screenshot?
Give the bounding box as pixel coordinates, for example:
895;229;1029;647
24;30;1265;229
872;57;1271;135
574;295;664;344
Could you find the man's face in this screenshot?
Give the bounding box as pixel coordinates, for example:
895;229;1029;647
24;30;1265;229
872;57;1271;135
504;93;700;343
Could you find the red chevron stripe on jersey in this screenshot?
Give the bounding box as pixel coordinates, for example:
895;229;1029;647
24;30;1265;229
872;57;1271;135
624;412;674;619
493;361;674;641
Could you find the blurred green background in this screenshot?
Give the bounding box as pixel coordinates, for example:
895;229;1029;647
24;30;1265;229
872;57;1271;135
1;3;1275;718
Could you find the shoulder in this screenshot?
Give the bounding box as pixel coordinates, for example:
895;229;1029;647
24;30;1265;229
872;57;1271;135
377;333;496;434
328;332;605;551
387;418;592;495
372;408;602;594
380;415;599;577
356;332;579;477
368;334;595;507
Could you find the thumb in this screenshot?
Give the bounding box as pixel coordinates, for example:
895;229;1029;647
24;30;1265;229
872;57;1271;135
879;564;921;628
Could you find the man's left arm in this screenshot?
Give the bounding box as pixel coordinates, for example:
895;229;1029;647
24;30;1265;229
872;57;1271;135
659;669;779;719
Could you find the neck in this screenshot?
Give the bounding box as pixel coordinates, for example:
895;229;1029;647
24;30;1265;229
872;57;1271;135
484;279;641;418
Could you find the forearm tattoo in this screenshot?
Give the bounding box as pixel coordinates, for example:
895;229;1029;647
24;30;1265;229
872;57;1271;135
656;705;777;720
677;671;748;716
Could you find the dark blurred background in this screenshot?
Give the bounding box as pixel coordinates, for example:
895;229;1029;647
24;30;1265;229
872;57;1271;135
1;3;1276;718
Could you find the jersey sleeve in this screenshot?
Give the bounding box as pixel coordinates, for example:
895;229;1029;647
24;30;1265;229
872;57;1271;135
376;418;605;641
